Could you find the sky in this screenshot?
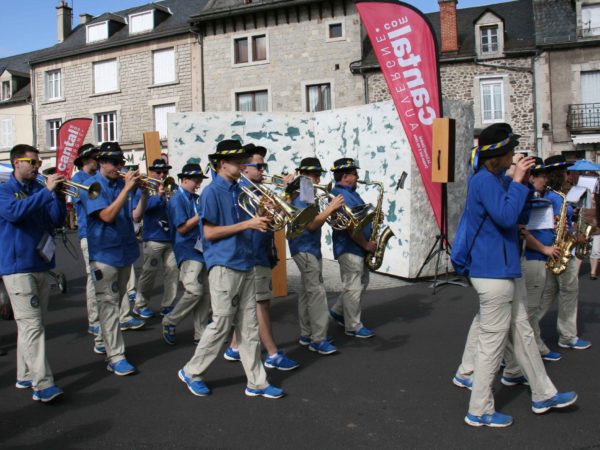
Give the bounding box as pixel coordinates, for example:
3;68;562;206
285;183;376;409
0;0;512;58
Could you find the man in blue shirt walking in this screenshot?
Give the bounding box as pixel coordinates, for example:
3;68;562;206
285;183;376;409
329;158;377;339
162;163;210;346
178;139;284;398
0;144;66;402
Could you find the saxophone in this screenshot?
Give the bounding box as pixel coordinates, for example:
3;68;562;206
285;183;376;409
358;180;395;271
545;189;576;275
575;209;593;259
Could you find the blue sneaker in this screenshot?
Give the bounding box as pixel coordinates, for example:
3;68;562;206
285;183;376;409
309;340;338;355
107;359;136;376
299;335;334;346
87;324;101;336
163;325;176;345
264;351;300;371
559;338;591;350
133;307;155;319
178;369;211;396
120;317;145;331
329;309;345;327
501;375;529;387
464;411;513;428
127;290;137;302
32;385;63;403
532;391;577;414
223;347;241;361
15;380;33;389
452;376;473;390
160;306;174;316
93;344;106;355
245;385;285;399
345;327;375;339
542;351;562;362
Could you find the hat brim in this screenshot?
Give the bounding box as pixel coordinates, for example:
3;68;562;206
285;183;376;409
298;167;327;173
544;161;575;171
177;172;208;179
331;166;359;173
208;150;248;161
149;165;173;171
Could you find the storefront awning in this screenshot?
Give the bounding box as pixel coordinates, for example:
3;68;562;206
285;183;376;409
572;134;600;144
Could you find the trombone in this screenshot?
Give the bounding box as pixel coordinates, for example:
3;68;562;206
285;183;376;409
38;174;102;200
237;173;318;239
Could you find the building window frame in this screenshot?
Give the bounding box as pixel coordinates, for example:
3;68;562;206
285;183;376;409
45;69;63;101
580;3;600;37
86;21;109;44
302;81;333;112
234;88;270;112
1;80;11;101
94;111;118;144
0;118;13;149
152;47;177;86
479;77;505;124
480;25;499;54
93;59;119;95
129;10;154;35
326;20;346;42
231;32;269;67
46;118;63;150
474;13;504;59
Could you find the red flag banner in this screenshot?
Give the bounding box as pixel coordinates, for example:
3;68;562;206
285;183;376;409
356;1;442;230
56;118;92;179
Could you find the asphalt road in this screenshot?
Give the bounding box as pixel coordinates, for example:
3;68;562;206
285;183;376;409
1;234;599;449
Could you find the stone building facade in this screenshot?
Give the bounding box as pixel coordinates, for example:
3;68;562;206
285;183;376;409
191;0;364;113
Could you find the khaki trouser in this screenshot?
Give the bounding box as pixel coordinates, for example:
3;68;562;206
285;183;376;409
254;265;273;302
522;259;551;355
80;238;104;346
466;278;557;416
539;258;579;345
163;260;210;341
293;252;329;342
183;266;268;390
0;278;9;306
90;261;131;364
118;266;137;324
135;241;178;310
331;253;369;332
3;272;54;390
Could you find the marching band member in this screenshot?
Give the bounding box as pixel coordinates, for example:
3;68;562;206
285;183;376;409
452;124;576;428
132;159;178;319
520;158;563;361
72;144;107;354
162;163;210;346
223;144;299;370
0;144;66;402
329;158;377;339
288;157;342;354
537;155;591;350
178;139;284;398
82;142;147;376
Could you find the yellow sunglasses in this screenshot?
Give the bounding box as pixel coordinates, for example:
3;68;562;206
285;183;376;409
16;158;43;167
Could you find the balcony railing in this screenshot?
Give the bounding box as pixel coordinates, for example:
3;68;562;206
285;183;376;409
567;103;600;132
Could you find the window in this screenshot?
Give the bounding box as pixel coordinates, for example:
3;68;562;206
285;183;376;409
582;5;600;37
130;11;154;34
87;22;108;43
236;90;268;112
1;80;11;101
0;118;13;148
93;59;118;94
329;23;344;39
480;79;504;123
95;112;117;143
45;70;62;100
46;119;62;149
153;48;176;85
233;34;267;65
306;83;331;112
480;26;499;54
154;103;176;139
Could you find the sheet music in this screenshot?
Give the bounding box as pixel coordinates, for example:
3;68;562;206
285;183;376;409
566;186;587;204
577;175;598;192
526;204;554;230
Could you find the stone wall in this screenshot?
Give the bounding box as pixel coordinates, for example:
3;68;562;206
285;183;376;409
367;56;536;153
201;0;364;113
33;34;197;152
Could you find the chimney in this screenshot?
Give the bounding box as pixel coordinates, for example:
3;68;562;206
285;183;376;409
439;0;459;53
56;0;72;43
79;13;93;25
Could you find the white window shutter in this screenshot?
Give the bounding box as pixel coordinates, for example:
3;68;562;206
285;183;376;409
154;104;176;138
153;48;175;84
87;23;108;43
94;60;118;93
130;11;154;34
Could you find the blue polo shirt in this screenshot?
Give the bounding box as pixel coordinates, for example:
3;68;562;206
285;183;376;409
0;175;65;276
288;196;322;259
168;187;204;266
71;170;92;240
524;195;555;261
331;183;372;259
239;177;277;268
200;174;253;272
83;173;139;267
133;190;171;242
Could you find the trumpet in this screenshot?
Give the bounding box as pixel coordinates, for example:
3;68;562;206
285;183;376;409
37;174;102;200
238;174;318;239
119;171;164;195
